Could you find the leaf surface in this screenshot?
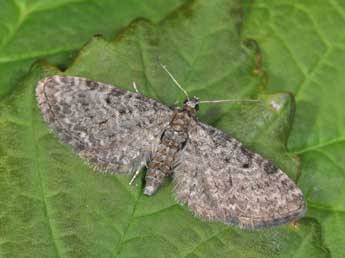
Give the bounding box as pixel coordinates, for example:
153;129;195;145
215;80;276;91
243;1;345;257
0;0;186;96
0;0;332;257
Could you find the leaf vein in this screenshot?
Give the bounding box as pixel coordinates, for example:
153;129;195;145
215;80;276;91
292;138;345;154
270;24;307;76
0;46;77;64
329;0;345;21
182;228;230;258
134;204;180;219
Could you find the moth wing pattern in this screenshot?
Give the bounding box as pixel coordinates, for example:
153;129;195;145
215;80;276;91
173;121;306;229
36;75;173;175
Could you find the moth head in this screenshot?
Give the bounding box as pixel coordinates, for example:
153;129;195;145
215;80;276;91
183;97;199;111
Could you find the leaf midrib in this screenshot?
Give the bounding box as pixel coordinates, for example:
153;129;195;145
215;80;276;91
28;88;63;257
113;192;142;257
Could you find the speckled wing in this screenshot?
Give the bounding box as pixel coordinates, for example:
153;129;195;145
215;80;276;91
174;121;306;229
36;75;173;175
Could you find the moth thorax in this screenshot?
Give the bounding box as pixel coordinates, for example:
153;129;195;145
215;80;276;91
183;97;199;112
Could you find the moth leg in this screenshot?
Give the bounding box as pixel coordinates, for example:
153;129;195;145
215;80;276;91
129;167;142;185
132;82;139;93
129;152;150;185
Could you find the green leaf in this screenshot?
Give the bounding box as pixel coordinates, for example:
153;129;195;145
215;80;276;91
243;0;345;257
0;0;331;257
0;0;186;97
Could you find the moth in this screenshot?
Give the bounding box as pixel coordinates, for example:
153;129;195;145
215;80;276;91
36;70;306;229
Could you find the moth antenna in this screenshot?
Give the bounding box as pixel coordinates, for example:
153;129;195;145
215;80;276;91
199;99;260;104
160;63;190;100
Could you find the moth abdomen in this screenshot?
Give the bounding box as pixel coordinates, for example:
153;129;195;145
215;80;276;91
144;143;180;196
144;109;192;196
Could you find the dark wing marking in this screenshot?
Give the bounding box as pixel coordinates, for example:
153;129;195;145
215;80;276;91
36;75;173;175
173;121;306;229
